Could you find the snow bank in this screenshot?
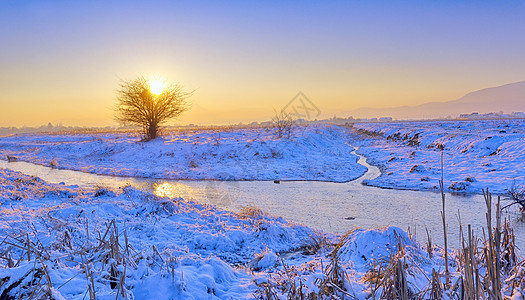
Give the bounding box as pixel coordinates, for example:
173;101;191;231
336;227;427;271
351;119;525;194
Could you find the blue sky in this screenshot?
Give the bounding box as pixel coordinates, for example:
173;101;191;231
1;0;524;126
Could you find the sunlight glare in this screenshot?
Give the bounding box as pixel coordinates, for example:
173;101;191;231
153;182;195;199
148;78;166;95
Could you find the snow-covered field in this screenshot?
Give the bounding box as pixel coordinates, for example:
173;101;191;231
0;168;313;298
0;125;366;183
350;119;525;195
2;120;522;195
1;122;525;298
1;169;523;299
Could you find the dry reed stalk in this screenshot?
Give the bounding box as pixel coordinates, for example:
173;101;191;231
364;261;382;300
429;268;443;299
425;226;433;259
500;218;517;272
85;218;90;245
458;224;481;299
322;254;354;298
26;234;31;261
80;253;96;300
374;235;415;300
483;190;503;300
439;149;450;288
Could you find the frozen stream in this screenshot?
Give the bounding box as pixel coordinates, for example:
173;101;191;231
1;148;524;249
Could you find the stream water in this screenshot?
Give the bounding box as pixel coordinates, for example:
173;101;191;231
1;148;523;249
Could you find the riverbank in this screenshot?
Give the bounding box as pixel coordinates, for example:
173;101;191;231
349;119;525;195
1;135;524;248
0;125;366;183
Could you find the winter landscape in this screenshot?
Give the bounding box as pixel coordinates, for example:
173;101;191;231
3;1;525;299
1;121;525;299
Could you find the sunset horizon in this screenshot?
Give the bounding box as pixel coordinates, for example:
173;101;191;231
2;1;525;127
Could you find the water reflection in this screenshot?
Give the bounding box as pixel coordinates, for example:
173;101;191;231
153;182;196;199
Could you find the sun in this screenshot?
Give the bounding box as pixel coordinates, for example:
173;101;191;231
148;78;166;95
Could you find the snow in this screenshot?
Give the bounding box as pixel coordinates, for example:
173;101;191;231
250;249;279;271
350;119;525;194
0;169;523;298
0;125;366;182
3;120;521;195
336;226;424;271
1;122;525;298
0;168;317;299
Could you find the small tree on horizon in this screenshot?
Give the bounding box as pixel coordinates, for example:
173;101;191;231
115;76;191;141
272;109;296;139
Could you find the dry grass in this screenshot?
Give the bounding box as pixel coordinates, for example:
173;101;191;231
254;253;357;299
0;219;136;299
237;206;268;220
449;190;522;299
362;232;420;300
301;231;331;255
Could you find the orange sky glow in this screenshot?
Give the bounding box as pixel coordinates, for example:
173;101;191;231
1;1;525;127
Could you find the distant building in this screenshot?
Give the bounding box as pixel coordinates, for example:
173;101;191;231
458;111;524;120
459;112;479;119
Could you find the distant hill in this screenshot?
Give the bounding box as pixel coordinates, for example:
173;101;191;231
347;81;525;119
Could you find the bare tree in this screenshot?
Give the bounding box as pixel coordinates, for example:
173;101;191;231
503;181;525;212
115;76;191;140
272;110;296;139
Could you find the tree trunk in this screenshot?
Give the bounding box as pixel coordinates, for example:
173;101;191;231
147;123;158;140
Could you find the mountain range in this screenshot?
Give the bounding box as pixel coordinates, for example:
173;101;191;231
346;81;525;119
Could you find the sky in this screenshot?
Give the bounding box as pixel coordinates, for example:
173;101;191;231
1;0;525;127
